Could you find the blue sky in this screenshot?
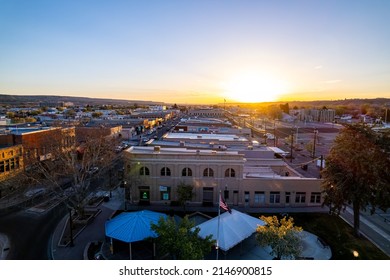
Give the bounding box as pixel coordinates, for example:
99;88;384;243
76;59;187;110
1;0;389;103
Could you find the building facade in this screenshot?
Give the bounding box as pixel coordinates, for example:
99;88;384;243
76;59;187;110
0;127;76;169
0;144;23;182
124;146;323;209
188;109;225;118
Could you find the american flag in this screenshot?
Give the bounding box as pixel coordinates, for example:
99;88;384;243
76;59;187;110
219;194;232;214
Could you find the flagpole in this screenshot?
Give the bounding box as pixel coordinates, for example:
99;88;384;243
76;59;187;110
217;189;221;260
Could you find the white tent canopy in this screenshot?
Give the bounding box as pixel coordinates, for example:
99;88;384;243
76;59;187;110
195;209;264;251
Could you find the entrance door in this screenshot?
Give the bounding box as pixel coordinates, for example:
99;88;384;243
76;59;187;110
139;186;150;205
244;191;250;207
233;191;239;206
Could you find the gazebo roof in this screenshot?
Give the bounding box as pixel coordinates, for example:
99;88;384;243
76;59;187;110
105;210;167;243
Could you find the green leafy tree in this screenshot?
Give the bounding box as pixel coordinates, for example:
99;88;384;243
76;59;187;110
256;215;303;260
321;124;390;236
176;182;194;212
151;216;215;260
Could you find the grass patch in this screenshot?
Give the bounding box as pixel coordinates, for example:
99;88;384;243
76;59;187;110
287;213;389;260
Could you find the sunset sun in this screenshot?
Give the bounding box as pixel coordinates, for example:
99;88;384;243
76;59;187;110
221;73;288;103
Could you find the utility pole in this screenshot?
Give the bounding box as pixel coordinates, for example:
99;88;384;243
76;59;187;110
312;128;318;158
273;119;277;147
319;155;324;178
290;130;294;163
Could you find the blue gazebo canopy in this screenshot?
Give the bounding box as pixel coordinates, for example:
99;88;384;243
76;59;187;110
105;210;168;243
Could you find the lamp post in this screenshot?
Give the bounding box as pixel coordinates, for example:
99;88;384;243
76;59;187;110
123;180;127;210
68;208;74;247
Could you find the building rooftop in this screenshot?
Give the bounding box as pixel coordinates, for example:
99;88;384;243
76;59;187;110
125;146;240;156
163;132;248;142
0;126;54;135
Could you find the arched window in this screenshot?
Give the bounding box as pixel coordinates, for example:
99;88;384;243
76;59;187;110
182;167;192;177
161;167;171;176
225;168;235;178
140;166;150;176
203;168;214;177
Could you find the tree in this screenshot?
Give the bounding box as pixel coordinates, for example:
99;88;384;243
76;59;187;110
123;162;146;207
279;103;290;114
267;105;283;120
176;182;194;212
64;109;76;119
151;216;215;260
321;124;390;236
91;112;103;118
31;130;118;218
256;215;303;260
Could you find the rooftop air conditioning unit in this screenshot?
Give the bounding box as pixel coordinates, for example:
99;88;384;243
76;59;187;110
154;146;161;152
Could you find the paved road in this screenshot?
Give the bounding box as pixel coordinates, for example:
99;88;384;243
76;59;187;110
0;202;66;259
340;207;390;257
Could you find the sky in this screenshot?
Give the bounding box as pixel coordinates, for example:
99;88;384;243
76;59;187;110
1;0;390;104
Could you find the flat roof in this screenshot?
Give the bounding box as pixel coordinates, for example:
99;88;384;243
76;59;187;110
2;127;54;135
125;146;240;155
268;146;290;155
163;132;248;142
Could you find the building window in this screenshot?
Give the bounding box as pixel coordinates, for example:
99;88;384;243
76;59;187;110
203;168;214;177
254;192;265;205
244;191;250;204
225;168;235;178
270;192;280;203
181;167;192;177
285;192;291;204
202;187;214;204
295;192;306;203
139;166;150;176
0;161;4;173
310;192;321;204
161;167;171;176
160;186;171;200
139;186;150;204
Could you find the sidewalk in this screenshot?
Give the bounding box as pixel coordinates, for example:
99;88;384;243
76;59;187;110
51;191;122;260
340;207;390;257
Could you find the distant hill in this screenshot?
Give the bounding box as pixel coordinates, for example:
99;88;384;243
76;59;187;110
286;98;390;108
0;94;165;106
222;98;390;108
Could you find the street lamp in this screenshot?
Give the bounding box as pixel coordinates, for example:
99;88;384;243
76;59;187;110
122;180;128;210
68;208;74;247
